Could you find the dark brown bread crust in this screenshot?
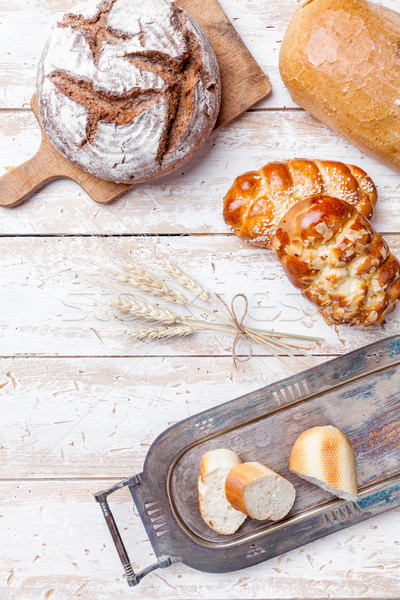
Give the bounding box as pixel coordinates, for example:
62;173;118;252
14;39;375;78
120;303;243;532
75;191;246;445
271;196;400;327
48;70;165;147
37;0;221;184
223;159;377;250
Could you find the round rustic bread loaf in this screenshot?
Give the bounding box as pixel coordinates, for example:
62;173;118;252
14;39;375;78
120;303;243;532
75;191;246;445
36;0;221;184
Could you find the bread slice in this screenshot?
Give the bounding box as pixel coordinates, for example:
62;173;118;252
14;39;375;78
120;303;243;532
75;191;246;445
289;426;358;501
225;462;296;521
198;449;247;535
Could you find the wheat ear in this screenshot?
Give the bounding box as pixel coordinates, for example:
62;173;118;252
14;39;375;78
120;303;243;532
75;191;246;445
112;297;182;325
129;324;194;341
115;262;188;304
158;255;211;302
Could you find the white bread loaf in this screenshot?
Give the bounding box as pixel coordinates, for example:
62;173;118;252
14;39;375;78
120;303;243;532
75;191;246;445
280;0;400;173
198;449;247;535
289;426;358;501
225;462;296;521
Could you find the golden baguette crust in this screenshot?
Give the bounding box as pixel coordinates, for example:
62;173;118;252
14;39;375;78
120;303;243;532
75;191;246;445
225;462;269;516
280;0;400;172
223;159;377;249
289;426;358;500
225;461;295;520
271;195;400;327
199;448;242;483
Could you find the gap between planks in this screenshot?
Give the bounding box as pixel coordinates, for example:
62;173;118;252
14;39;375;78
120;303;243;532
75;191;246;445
0;107;304;113
0;353;338;359
0;477;123;482
2;232;400;238
0;232;235;238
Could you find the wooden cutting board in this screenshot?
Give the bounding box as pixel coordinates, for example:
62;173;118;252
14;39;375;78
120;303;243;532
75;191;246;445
0;0;271;207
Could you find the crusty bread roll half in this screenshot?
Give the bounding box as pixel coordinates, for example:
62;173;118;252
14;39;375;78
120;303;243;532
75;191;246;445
198;449;247;535
290;426;358;501
280;0;400;173
225;462;296;521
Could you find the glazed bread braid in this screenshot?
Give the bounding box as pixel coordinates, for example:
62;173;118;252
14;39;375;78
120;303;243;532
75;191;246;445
223;160;377;249
271;196;400;327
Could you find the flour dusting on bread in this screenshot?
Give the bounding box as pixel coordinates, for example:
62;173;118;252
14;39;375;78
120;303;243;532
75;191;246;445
37;0;221;184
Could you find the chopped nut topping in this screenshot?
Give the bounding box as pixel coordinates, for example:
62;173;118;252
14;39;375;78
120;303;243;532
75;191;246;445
367;310;379;323
315;222;330;236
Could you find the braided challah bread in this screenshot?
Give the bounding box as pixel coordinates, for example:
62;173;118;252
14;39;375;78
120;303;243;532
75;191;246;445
223;160;377;249
271;196;400;327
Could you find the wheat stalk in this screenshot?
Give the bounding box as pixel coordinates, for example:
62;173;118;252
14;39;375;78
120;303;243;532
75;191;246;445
112;297;183;325
245;330;299;373
100;245;324;369
129;324;194;341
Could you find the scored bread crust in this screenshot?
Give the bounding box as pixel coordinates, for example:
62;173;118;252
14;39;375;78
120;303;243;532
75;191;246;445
279;0;400;173
37;0;221;184
225;462;296;521
271;195;400;327
223;159;377;249
198;449;246;535
289;426;358;501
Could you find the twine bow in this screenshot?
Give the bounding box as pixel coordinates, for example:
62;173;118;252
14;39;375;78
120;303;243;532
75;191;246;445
217;293;253;367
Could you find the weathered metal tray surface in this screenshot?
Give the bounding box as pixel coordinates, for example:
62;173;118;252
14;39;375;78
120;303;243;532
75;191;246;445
95;336;400;586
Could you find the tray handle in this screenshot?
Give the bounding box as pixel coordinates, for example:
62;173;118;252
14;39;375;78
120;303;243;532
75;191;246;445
94;475;173;587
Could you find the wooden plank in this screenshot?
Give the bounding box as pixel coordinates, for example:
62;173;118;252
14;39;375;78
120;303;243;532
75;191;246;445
0;356;324;478
0;2;399;598
0;235;399;357
0;0;286;110
1;110;400;234
1;0;399;110
0;480;399;599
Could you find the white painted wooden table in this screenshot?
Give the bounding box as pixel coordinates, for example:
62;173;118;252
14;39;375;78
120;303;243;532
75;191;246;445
1;0;400;598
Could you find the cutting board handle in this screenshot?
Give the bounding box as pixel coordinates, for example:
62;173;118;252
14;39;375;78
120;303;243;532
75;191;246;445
0;142;61;207
0;0;271;207
0;0;271;208
0;95;132;207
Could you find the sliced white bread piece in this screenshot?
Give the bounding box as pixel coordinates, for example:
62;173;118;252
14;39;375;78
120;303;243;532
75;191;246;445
289;425;358;502
225;462;296;521
198;449;247;535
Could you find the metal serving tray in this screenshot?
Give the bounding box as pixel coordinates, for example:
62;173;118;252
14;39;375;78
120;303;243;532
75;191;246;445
95;336;400;586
